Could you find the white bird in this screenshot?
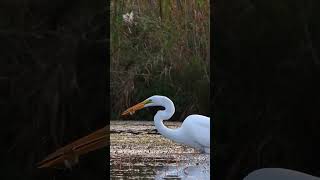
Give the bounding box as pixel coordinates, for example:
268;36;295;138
244;168;320;180
122;95;210;153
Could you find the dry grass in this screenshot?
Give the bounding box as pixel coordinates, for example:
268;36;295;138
110;0;210;120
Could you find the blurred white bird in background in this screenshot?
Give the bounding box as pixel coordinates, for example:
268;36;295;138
244;168;320;180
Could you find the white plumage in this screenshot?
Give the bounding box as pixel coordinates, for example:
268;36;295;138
122;95;210;153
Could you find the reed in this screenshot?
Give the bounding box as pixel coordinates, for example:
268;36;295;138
111;0;210;120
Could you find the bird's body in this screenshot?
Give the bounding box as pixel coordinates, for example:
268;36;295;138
122;95;210;153
179;115;210;153
155;114;210;153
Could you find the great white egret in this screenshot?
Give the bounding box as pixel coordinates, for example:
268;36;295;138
37;95;210;168
122;95;210;153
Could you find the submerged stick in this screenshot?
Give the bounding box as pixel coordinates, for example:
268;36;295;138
37;126;108;168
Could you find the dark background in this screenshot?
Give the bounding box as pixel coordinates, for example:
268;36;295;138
213;0;320;179
1;0;108;179
3;0;320;179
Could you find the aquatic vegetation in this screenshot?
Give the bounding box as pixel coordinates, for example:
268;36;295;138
110;121;210;179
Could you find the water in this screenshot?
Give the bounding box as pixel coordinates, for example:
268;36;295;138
110;121;210;179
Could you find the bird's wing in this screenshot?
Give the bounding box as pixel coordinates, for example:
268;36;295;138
37;126;108;168
183;115;210;148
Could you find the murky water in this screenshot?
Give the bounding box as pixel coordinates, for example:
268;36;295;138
110;121;210;179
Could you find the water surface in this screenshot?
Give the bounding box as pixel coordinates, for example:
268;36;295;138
110;121;210;179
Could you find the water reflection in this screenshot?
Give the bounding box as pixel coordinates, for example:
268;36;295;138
154;154;210;180
111;154;210;179
110;121;210;179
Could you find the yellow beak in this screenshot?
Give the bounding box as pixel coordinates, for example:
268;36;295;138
121;101;146;116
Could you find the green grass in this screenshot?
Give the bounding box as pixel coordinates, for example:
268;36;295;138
111;0;210;120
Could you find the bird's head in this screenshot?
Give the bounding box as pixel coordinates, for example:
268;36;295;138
121;95;169;116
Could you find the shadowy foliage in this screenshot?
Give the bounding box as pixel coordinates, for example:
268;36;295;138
111;0;210;120
213;0;320;179
1;1;107;179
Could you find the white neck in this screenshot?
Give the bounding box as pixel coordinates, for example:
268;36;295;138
153;99;182;143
